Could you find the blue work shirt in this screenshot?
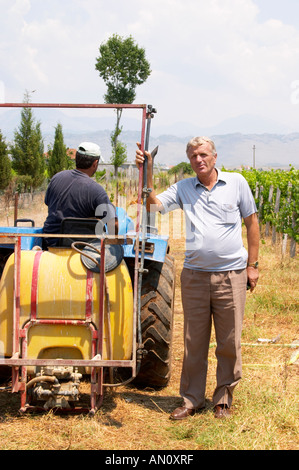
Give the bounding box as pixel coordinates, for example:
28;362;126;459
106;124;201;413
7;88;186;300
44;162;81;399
43;169;115;245
157;168;257;272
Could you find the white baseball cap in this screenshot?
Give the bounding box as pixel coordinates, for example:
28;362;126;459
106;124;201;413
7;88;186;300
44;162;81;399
77;142;101;158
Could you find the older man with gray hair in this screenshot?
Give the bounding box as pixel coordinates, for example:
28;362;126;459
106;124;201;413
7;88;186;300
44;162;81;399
135;137;259;419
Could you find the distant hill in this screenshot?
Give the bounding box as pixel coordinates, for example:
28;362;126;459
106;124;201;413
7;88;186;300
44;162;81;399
0;108;298;168
58;130;299;169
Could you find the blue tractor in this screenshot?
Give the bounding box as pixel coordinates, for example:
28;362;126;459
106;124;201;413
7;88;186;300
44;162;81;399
0;104;175;413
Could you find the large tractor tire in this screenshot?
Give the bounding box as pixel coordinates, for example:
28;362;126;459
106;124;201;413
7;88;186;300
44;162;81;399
136;254;175;388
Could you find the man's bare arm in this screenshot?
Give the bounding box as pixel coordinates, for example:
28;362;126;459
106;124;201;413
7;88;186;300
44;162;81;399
244;213;260;291
135;142;163;212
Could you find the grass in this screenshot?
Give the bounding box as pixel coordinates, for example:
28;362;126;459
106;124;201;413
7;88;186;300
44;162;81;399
0;194;298;450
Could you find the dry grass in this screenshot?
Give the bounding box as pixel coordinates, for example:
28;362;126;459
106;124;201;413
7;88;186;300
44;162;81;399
0;194;298;450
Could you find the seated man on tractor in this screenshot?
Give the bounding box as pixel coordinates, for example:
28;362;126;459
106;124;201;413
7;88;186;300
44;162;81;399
43;142;117;248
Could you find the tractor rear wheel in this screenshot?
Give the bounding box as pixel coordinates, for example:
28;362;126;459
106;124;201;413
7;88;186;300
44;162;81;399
136;254;175;388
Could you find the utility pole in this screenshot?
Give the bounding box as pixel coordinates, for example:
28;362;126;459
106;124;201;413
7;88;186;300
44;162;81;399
252;145;256;169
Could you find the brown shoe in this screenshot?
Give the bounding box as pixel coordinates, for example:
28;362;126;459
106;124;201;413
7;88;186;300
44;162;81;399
214;404;232;419
169;406;195;420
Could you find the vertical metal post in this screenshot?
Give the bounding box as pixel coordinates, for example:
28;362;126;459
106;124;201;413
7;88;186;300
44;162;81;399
12;236;21;394
133;106;147;369
91;237;106;413
135;106;157;368
14;193;19;225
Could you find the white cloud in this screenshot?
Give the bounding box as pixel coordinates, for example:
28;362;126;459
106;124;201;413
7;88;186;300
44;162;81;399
1;0;299;132
0;81;5;102
8;0;31;16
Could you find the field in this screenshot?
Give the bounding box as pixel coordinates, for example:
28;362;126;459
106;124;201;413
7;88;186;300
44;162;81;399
0;193;298;451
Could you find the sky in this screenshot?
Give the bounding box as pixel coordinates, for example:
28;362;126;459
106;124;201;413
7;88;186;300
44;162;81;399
1;0;299;136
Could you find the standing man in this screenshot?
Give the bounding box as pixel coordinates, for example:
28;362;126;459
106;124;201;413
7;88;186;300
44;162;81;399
136;137;259;419
43;142;117;247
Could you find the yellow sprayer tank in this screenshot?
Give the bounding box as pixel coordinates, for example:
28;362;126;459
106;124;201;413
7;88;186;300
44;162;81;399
0;247;134;372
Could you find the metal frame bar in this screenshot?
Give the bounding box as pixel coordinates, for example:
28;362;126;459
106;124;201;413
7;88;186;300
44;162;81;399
0;103;146;109
0;101;149;414
0;234;137;413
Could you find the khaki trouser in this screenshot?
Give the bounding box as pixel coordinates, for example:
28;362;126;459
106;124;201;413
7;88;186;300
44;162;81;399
180;267;247;409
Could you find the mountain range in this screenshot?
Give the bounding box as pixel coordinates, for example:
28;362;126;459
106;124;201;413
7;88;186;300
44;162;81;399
0;108;298;169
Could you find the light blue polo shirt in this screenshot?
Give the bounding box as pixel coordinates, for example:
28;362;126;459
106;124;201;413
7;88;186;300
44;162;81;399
156;168;257;272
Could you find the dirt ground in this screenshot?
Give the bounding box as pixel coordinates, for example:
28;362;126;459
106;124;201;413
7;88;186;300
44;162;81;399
0;192;298;450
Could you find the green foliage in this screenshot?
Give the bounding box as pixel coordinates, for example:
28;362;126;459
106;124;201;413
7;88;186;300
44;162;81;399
47;123;69;178
95;169;106;182
154;171;170;188
0;131;12;191
110;129;127;175
168;161;194;176
10;93;45;190
96;34;151;175
95;34;151;104
229;167;299;242
14;174;35;193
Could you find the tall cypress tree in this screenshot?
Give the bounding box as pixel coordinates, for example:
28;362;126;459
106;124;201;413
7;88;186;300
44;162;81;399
0;131;12;191
48;123;68;178
10;92;45;190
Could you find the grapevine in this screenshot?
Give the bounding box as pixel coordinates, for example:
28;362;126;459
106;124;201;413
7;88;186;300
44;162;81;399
225;167;299;243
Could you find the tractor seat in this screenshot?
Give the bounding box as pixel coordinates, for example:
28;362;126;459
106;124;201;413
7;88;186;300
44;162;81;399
58;218;104;247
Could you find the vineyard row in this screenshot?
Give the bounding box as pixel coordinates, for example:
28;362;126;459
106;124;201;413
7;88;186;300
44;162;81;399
238;167;298;258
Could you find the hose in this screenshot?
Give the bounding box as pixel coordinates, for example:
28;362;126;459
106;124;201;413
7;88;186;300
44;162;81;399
26;375;59;389
71;241;102;270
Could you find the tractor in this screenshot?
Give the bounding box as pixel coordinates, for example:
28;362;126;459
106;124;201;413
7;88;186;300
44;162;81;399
0;103;175;415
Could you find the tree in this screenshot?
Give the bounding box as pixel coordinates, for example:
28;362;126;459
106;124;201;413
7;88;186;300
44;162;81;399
10;91;45;191
48;123;68;178
168;162;194;176
0;131;12;191
110;126;128;176
111;135;127;177
95;34;151;173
